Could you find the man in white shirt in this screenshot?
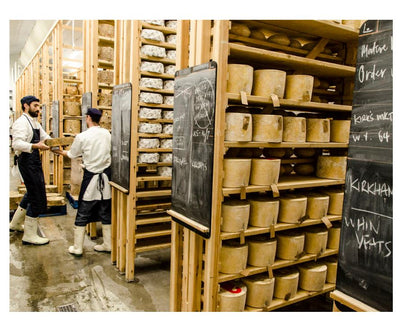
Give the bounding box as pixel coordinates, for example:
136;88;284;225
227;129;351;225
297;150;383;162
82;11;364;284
10;95;51;245
53;108;112;256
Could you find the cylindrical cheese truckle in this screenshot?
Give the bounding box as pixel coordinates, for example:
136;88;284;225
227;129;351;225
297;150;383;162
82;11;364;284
250;158;280;186
298;262;327;292
322;189;344;215
218;281;247;312
248;196;279;227
63;101;81;116
306;193;329;219
278;194;307;223
247;236;277;267
222;158;251;188
293;163;315;176
227;64;254;95
230;22;251;37
252;69;286;100
252;114;283;142
263;148;292;159
320;257;338;284
283;117;306;142
273;268;299;300
330;120;351;143
64;119;81;134
293;148;317;158
221;199;250;233
225;112;252;142
219;240;248;274
306;118;330;142
327;224;341;249
243;274;275;308
316;156;347;180
304;227;328;255
284;75;314;102
276;230;305;260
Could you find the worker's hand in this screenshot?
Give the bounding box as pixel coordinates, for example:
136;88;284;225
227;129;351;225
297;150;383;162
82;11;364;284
51;148;64;156
32;141;50;151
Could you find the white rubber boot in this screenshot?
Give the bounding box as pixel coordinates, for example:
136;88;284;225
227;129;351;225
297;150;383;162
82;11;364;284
68;225;86;256
22;216;49;245
94;224;111;252
9;206;26;232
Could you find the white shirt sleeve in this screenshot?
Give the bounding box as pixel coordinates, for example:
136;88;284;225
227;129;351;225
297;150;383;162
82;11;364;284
11;118;33;153
67;135;82;159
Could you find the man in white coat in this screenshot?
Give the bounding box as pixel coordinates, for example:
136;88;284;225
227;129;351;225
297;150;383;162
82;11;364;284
53;108;112;256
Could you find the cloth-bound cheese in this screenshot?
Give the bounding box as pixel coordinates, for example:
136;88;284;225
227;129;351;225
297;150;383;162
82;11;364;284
243;275;275;308
97;70;114;84
273;268;299;300
322;189;344;215
219;240;248;274
247;235;277;267
139;107;162;120
160;153;172;163
164;96;174;105
165;20;177;29
98;46;114;62
141;29;165;42
164;65;176;75
166;34;177;44
140;92;163;104
98;23;114;37
138;138;160;149
276;230;305;260
316;156;347;180
218;281;247;312
283;117;306;142
252;69;286;100
306;193;329;219
330;120;351;143
327;224;341;249
138;153;160;164
225;112;252;142
278;194;307;223
304;226;328;255
140;61;164;74
143;20;165;26
157;166;172;177
141;45;166;58
65;85;78;95
222;158;251;188
221;199;250;233
163;80;175;91
98;93;112;106
298;262;327;292
320;257;338;284
306;118;330;142
63;101;81;116
64;119;81;134
139;78;163;89
160;139;172;148
138;122;162;134
162;110;174;119
227;64;254;94
230;22;251;37
285;75;314;102
166;50;176;60
162;124;173;134
249;196;279;228
250;158;281;186
252;114;283;142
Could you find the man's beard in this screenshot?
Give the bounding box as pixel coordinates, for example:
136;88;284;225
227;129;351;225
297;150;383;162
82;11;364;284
28;110;39;118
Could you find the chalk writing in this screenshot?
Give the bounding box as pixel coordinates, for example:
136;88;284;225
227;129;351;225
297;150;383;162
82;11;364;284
348;175;392;197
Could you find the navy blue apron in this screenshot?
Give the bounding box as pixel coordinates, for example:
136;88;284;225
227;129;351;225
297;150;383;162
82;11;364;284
17;115;47;217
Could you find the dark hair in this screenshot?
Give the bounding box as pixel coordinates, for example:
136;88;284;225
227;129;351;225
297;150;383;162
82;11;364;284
21;95;39;110
89;114;102;123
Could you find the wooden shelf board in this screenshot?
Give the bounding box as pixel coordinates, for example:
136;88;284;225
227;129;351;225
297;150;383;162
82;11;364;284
136;202;171;213
140;87;174;95
140;38;176;50
226;93;352;112
136;214;171;226
138;133;173;139
98;83;114;89
138;118;173;124
140;22;176;35
138;102;173;109
97;105;112;110
229;43;355;78
140;55;175;65
222;176;345;196
63;78;82;84
138;162;172;167
140;71;174;80
137;175;172;182
135;235;171;253
137;148;172;153
98;60;114;69
98;36;114;46
136;225;172;239
136;189;171;198
225;141;348;148
135;242;171;253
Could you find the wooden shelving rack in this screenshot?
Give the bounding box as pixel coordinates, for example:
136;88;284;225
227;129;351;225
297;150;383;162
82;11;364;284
110;20;190;281
170;20;359;312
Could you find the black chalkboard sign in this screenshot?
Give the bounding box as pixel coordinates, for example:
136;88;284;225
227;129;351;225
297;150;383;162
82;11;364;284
41;104;46;132
51;101;59;137
337;20;392;311
170;61;217;238
81;92;92;132
110;83;132;193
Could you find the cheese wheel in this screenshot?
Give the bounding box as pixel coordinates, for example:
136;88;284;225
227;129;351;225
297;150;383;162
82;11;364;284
293;148;316;158
157;166;172;177
222;158;251;187
139;107;162;120
164;96;174;105
98;23;114;37
162;124;173;134
140;61;164;74
227;64;254;94
163;80;175;91
322;189;344;215
65;85;78;95
162;110;174;120
218;282;247;312
294;163;315;176
250;29;267;40
63;101;81;116
290;39;302;48
304;227;328;255
160;153;172;163
285;75;314;102
164;65;176;75
306;193;329;219
330;120;351;143
165;20;177;29
278;194;307;223
141;29;165;42
166;35;177;45
274;268;299;299
267;33;291;46
160;139;172;148
140;45;166;58
243;275;275;308
219;240;248;274
327;224;341;249
250;158;280;185
263;148;292;158
252;70;286;99
139;78;163;89
97;70;114;84
143;20;165;26
138;122;162;134
306;118;330;142
247;236;277;267
252;114;283;142
283;117;306;142
138;138;160;149
249;196;279;227
98;46;114;62
276;231;305;260
280;164;294;176
47;196;66;206
166;50;176;60
138;153;159;164
98;93;112;106
64;119;81;134
299;262;327;291
321;257;338;283
316;156;347;180
230;22;251;37
225;112;253;142
139;92;163;104
221;199;250;232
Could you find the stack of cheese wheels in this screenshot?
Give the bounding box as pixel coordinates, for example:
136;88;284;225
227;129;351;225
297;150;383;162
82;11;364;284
327;224;341;249
298;262;327;291
218;281;247;312
248;196;279;227
304;226;328;255
322;189;344;215
227;64;254;94
273;268;300;300
63;101;81;116
316;156;347;180
64;119;81;134
276;230;305;260
225;112;252;142
283;117;306;142
252;114;283;142
243;274;275;308
330;120;351;143
250;158;280;185
247;236;277;267
221;199;250;232
320;257;338;284
222;158;251;187
306;193;330;219
284;75;314;102
306;118;330;142
252;69;286;100
278;194;307;223
219;240;248;274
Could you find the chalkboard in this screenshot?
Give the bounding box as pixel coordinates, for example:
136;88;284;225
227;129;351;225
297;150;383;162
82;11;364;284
170;61;217;238
41;104;46;132
337;20;392;311
81;92;92;132
51;101;59;137
110;83;132;193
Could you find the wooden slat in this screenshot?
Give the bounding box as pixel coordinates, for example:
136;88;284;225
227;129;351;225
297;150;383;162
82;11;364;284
136;189;171;198
141;22;176;34
330;290;379;312
140;55;175;65
139;87;174;95
140;71;174;79
225;141;348;148
136;214;171;226
140;38;176;50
